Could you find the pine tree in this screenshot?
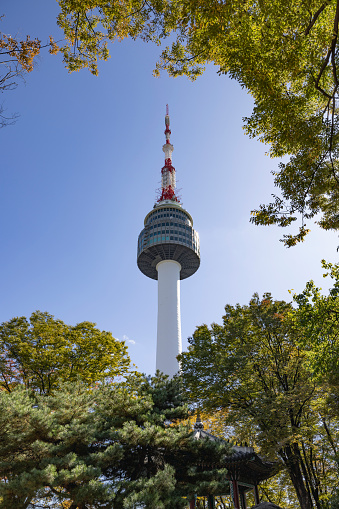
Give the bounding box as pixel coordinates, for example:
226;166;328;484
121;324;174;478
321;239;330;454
93;373;231;508
0;374;231;508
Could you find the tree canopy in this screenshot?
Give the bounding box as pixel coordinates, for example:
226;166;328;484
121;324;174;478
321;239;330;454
55;0;339;245
292;260;339;385
0;374;231;509
3;2;339;244
179;283;339;509
0;311;131;394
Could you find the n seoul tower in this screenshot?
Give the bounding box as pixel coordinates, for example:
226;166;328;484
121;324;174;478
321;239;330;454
137;106;200;377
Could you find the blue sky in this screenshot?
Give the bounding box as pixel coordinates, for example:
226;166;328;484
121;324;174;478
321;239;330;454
1;1;338;375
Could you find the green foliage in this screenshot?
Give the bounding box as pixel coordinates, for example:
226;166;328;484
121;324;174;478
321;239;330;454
259;472;300;509
94;373;231;508
292;260;339;386
0;374;231;508
56;0;339;245
0;310;130;394
0;382;114;509
330;490;339;509
179;293;339;509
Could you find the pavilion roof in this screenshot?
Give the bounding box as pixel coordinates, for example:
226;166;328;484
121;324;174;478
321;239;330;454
192;415;279;485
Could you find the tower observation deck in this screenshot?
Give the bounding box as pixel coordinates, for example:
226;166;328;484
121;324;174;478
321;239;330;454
137;106;200;377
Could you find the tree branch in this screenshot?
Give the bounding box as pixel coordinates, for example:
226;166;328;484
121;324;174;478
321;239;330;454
305;2;330;36
322;417;338;455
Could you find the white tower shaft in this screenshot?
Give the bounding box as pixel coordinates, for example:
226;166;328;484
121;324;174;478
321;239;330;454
156;260;182;377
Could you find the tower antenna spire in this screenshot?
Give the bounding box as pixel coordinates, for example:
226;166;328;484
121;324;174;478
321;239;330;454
159;104;178;202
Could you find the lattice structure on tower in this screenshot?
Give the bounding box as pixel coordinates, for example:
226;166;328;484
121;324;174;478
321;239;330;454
158;104;179;203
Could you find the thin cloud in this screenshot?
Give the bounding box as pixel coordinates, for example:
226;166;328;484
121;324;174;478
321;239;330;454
123;334;136;345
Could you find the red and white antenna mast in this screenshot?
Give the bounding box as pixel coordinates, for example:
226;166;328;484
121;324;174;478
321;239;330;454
158;105;179;202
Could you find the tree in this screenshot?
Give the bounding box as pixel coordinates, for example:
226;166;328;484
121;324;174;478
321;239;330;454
197;409;299;509
0;374;231;508
93;373;231;508
0;16;58;128
179;294;339;509
291;260;339;509
292;260;339;388
56;0;339;245
0;311;131;394
0;382;120;509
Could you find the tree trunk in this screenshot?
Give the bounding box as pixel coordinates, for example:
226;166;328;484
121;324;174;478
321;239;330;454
279;444;314;509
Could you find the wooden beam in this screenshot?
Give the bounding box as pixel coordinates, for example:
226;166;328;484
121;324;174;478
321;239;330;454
240;490;247;509
208;495;215;509
254;485;260;505
232;481;240;509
